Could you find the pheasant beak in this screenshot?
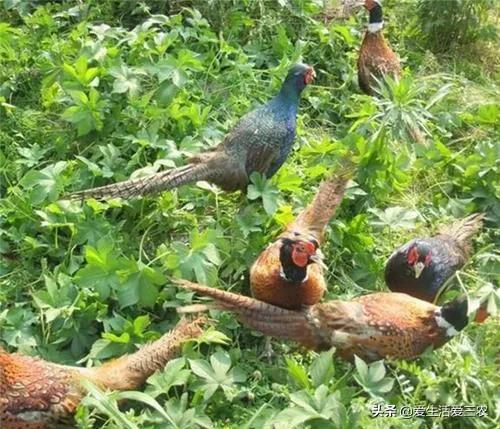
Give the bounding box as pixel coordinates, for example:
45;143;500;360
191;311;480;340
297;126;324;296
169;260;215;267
413;262;425;279
310;252;327;270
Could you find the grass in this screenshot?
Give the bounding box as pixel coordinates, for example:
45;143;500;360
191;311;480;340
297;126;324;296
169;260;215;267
0;0;499;428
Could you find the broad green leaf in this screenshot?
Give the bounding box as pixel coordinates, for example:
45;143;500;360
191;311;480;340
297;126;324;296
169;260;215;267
247;172;280;215
285;357;311;390
310;349;335;388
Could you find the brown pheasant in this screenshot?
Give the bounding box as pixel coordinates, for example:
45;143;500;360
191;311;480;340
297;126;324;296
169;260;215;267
250;168;351;310
176;280;487;362
357;0;400;95
0;316;206;429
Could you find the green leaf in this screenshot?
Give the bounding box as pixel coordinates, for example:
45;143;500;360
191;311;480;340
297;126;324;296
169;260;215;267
74;242;125;300
247;172;280;215
354;356;395;398
354;355;368;382
19;161;68;203
147;358;191;396
369;360;386;383
189;351;246;401
196;327;231;345
274;386;345;428
310;349;335;388
109;65;143;95
285;357;311;390
369;206;421;229
118;270;159;308
80;381;139;429
114;390;176;426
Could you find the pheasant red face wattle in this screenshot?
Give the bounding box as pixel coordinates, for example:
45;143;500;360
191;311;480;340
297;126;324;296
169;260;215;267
291;241;317;267
304;67;316;85
249;169;351;310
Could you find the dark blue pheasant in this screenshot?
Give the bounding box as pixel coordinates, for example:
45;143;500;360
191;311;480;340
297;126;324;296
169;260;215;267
385;213;484;302
70;63;315;200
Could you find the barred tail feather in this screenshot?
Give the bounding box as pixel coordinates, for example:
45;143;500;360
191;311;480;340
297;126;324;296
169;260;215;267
68;163;210;200
86;316;207;390
438;213;485;253
174;279;314;345
174;279;294;319
288;164;353;240
177;303;220;313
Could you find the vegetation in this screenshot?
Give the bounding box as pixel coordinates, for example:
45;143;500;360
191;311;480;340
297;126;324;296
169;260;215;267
0;0;498;428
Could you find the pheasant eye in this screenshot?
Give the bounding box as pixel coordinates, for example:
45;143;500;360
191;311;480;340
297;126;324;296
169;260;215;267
424;252;432;266
303;241;316;254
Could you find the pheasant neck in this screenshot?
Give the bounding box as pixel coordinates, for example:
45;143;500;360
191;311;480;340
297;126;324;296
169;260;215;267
276;87;301;106
436;295;469;337
279;243;309;284
368;3;383;33
280;263;308;284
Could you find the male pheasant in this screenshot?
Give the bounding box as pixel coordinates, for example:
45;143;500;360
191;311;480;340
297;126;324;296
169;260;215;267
250;168;351;309
70;63;315;200
357;0;400;95
176;280;486;362
0;316;205;429
385;213;484;302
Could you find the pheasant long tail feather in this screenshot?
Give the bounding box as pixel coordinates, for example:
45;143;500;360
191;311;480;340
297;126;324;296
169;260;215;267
438;213;484;252
177;303;219;313
69;162;211;200
86;315;207;390
174;279;315;346
287;165;352;240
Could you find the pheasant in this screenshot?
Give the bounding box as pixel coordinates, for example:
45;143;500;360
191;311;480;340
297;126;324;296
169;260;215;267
69;63;315;200
250;167;351;309
357;0;400;95
0;316;206;429
176;280;486;362
385;213;484;303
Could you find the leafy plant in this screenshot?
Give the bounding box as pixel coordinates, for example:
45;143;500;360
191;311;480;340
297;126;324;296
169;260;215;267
189;350;247;401
247;172;281;215
272;385;348;429
415;0;497;52
62;89;108;136
0;0;498;427
353;356;395;398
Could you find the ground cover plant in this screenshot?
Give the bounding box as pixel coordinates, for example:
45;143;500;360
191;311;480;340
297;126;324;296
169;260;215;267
0;0;499;428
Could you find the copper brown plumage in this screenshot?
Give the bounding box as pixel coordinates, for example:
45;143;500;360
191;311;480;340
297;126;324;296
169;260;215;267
0;316;206;429
357;0;400;95
250;168;351;310
385;213;485;302
176;280;477;362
